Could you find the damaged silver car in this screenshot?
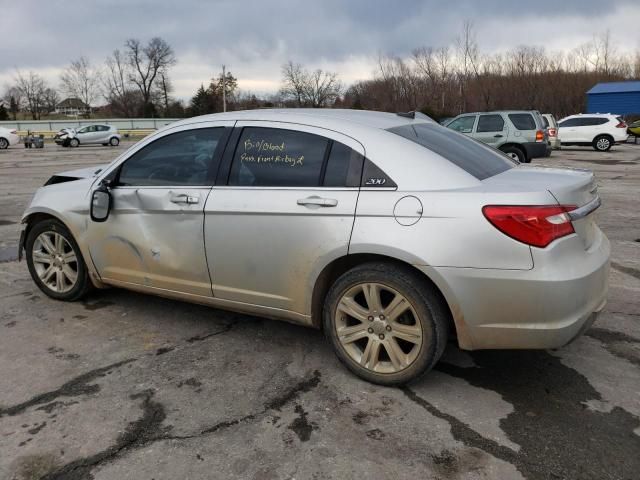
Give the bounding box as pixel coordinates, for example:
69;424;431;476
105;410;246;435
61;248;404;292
20;109;610;385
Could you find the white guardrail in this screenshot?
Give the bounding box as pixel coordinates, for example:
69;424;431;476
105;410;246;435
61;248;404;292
0;118;182;131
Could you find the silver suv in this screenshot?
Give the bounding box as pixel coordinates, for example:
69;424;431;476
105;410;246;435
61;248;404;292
445;110;551;163
19;109;609;385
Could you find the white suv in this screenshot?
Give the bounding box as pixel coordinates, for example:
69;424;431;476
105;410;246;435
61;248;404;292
558;114;628;151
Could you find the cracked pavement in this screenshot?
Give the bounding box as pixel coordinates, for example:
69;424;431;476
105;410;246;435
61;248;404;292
1;142;639;479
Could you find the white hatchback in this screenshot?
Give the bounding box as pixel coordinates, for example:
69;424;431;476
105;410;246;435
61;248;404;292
558;114;628;151
0;127;20;149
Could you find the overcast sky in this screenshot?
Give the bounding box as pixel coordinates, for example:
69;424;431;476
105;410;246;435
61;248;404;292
1;0;639;102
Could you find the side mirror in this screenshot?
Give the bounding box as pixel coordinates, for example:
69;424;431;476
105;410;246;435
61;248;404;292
90;184;112;222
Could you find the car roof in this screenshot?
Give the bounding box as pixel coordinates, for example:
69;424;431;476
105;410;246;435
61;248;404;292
562;113;618;118
172;108;435;132
453;110;538;116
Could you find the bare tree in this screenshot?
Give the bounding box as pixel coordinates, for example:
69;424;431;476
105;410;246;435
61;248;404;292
42;88;60;114
14;70;47;120
125;37;176;116
455;20;480;112
158;70;173;115
280;62;343;107
2;86;22;120
104;49;136;117
280;62;308;106
60;57;101;117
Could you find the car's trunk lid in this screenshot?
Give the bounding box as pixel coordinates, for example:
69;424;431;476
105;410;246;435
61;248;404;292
485;165;600;249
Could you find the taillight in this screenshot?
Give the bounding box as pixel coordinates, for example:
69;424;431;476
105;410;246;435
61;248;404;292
535;130;544;141
482;205;577;248
616;121;627;128
10;130;17;134
548;128;556;137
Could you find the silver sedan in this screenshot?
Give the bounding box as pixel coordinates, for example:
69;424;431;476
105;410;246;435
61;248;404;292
19;109;609;385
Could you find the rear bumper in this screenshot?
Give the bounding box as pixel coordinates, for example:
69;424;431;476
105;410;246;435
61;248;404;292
522;141;549;160
418;228;610;350
549;137;561;149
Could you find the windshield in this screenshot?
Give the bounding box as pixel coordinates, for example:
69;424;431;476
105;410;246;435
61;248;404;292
387;123;516;180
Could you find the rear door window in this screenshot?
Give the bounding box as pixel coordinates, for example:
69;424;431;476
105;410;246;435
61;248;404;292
388;123;515;180
476;115;505;133
508;114;537;131
228;127;364;188
228;127;328;187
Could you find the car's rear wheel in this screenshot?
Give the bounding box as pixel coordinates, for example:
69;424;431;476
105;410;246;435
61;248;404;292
69;138;80;148
25;219;91;301
323;263;448;385
501;145;526;163
0;138;8;149
593;135;612;152
109;137;119;146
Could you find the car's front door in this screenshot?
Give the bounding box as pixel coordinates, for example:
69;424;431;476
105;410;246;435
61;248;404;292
558;118;580;142
88;123;232;296
474;114;507;148
76;126;95;144
446;115;477;137
204;122;364;316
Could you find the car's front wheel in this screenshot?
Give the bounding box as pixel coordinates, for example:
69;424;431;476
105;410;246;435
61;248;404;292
69;138;80;148
25;218;91;301
109;137;120;146
593;135;612;152
323;263;449;385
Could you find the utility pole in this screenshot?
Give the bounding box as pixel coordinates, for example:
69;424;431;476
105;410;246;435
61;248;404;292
222;65;226;113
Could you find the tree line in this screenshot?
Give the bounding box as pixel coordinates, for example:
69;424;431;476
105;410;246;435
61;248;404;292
2;24;639;122
2;37;179;120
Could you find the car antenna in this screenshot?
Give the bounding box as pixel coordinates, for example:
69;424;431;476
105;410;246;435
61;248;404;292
396;111;416;119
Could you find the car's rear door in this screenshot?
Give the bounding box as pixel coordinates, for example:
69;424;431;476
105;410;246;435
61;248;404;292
474;114;507;148
204;122;364;316
88;122;233;296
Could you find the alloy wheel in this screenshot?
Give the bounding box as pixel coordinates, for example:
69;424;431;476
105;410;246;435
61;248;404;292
0;138;8;149
335;282;423;374
32;231;78;293
596;138;610;151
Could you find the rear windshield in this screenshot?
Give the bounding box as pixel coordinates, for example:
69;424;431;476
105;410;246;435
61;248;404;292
388;123;516;180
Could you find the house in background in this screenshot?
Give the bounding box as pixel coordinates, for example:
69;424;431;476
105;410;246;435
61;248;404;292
586;81;640;116
55;98;91;117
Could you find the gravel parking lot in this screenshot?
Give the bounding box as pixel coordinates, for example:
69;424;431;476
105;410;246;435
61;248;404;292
0;141;638;480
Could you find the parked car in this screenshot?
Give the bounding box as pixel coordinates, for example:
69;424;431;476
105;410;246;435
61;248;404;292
558;114;628;151
19;109;609;385
0;126;20;149
627;119;640;137
542;113;561;150
54;125;121;147
444;110;550;163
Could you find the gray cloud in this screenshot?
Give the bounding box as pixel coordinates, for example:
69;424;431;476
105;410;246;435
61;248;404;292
1;0;638;99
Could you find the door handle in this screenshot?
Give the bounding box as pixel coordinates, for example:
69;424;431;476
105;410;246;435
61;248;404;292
297;196;338;207
494;134;503;138
170;193;199;205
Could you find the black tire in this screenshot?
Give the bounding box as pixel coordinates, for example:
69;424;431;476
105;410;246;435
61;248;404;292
109;137;120;146
323;262;449;386
25;218;92;301
69;138;80;148
593;135;612;152
501;145;527;163
0;137;8;149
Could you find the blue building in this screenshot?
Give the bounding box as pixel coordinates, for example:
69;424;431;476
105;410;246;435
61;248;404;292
586;81;640;115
